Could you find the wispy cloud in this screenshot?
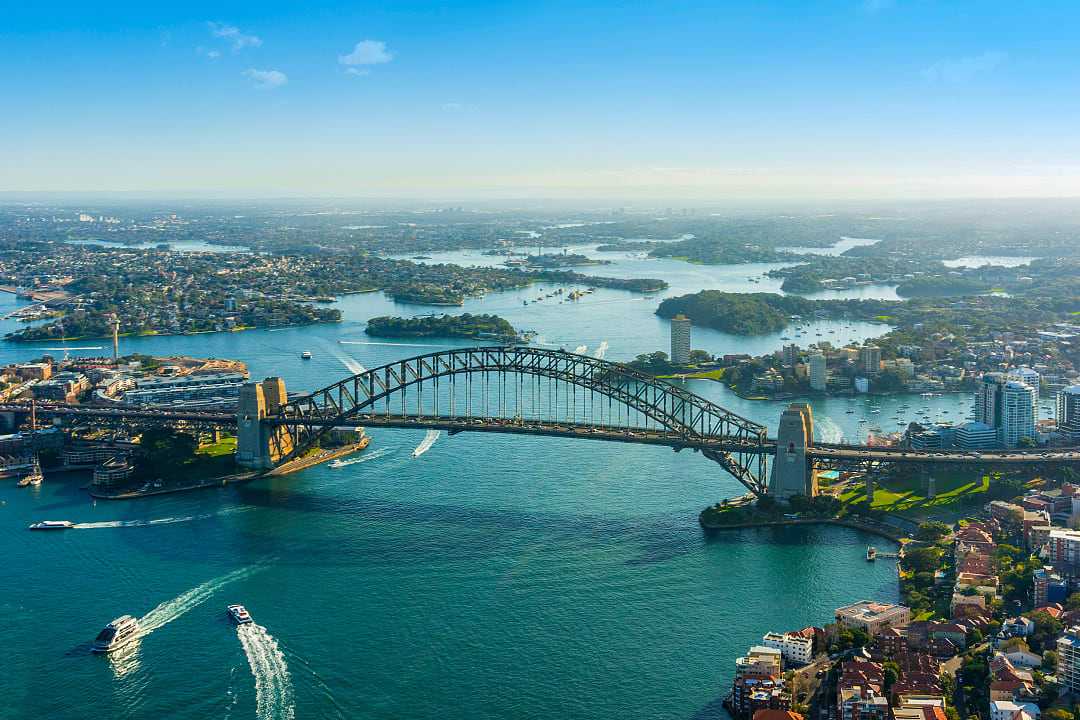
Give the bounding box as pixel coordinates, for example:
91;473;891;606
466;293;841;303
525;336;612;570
243;68;288;89
339;40;393;68
344;68;370;77
922;51;1007;83
208;21;262;51
442;102;464;112
196;46;222;60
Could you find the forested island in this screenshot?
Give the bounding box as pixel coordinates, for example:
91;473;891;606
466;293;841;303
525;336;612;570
365;313;519;341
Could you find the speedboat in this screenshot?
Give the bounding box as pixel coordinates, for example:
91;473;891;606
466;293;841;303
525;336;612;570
301;351;312;360
29;520;74;530
227;604;253;625
92;615;141;654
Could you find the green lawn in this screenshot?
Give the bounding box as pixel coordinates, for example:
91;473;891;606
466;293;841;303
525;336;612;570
198;436;238;457
839;471;991;518
657;368;726;381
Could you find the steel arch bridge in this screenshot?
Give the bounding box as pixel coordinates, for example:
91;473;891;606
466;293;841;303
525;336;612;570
268;345;773;493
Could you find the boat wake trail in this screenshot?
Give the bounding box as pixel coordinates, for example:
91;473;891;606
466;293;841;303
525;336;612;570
238;624;295;720
138;565;262;634
331;448;392;468
573;344;587;355
593;340;609;360
74;506;252;530
335;351;366;375
412;430;441;458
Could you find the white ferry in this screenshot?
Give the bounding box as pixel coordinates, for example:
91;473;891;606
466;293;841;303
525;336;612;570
227;604;253;625
92;616;141;654
29;520;74;530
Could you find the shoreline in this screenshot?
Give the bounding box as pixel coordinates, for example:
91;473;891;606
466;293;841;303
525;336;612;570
89;438;372;499
699;514;907;543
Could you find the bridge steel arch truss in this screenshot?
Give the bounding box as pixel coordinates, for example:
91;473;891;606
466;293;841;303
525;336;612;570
271;346;771;493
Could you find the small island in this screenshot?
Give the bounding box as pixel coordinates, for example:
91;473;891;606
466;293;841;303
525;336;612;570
365;313;521;341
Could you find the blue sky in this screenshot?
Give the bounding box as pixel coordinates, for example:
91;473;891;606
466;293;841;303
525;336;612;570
3;1;1079;199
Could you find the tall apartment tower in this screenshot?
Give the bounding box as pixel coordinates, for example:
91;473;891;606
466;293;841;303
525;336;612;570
670;314;692;365
782;344;800;368
1058;386;1080;440
1001;380;1037;448
809;353;827;391
859;345;882;376
975;373;1037;447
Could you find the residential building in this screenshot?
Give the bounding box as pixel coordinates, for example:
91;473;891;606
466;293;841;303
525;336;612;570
990;700;1041;720
670;314;691;365
835;601;911;636
735;646;783;680
1046;529;1080;567
761;632;813;666
1056;626;1080;694
809;353;827;391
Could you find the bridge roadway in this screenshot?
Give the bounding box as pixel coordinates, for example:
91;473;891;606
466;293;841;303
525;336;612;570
8;403;1080;466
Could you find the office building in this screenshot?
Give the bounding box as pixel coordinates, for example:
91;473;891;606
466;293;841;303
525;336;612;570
670;314;691;365
954;422;999;450
858;346;881;376
1058;386;1080;440
809;353;827;391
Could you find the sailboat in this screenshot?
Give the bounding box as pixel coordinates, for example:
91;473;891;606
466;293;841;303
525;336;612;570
19;457;43;487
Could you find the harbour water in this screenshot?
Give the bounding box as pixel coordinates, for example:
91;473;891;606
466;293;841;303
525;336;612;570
0;246;964;719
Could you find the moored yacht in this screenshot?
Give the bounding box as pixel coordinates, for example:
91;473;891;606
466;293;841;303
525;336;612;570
227;604;253;625
92;616;141;654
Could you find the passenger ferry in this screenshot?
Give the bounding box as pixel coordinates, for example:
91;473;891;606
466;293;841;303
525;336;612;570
29;520;74;530
227;604;253;625
92;616;141;654
301;351;312;360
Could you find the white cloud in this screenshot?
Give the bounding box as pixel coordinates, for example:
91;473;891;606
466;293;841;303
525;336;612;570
344;67;370;77
923;51;1007;83
339;40;393;67
196;46;222;60
442;102;464;112
208;21;262;51
243;68;288;89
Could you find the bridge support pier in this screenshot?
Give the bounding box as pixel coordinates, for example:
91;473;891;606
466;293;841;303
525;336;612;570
236;377;293;469
769;403;819;499
866;475;874;504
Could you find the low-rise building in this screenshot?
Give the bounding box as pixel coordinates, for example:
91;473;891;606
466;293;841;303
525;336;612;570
761;632;814;666
835;601;911;636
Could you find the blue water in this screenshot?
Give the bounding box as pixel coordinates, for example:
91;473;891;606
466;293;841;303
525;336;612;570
0;259;915;719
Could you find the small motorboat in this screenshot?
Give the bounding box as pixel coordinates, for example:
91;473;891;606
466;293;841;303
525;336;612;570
866;546;877;561
29;520;74;530
227;604;253;625
301;351;312;360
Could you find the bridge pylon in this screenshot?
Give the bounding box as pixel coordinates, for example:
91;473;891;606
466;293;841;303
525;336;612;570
236;377;294;469
769;403;819;499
